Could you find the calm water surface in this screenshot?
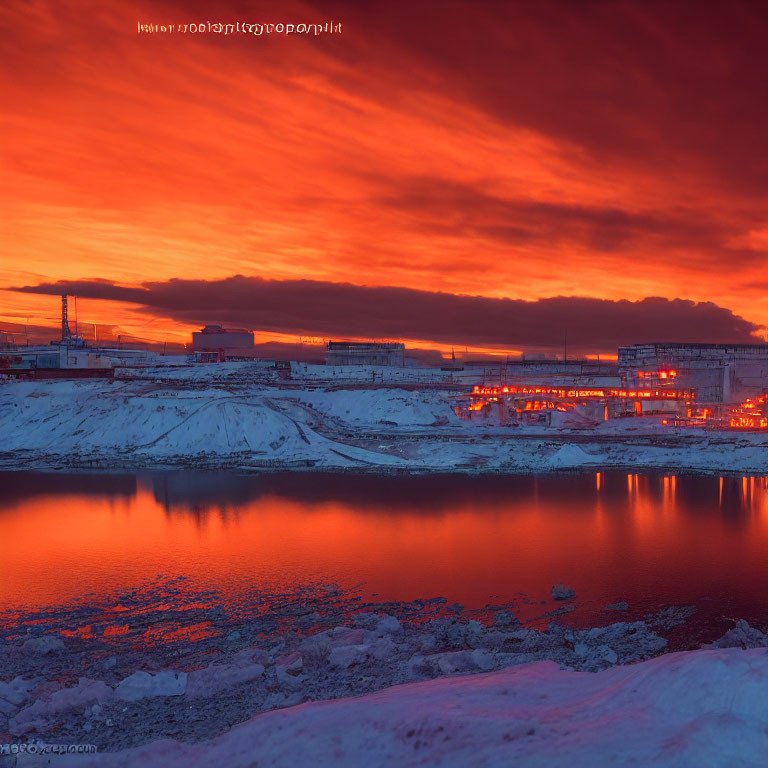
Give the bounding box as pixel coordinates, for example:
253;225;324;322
2;471;768;640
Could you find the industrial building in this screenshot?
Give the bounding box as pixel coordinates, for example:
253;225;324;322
326;341;405;367
461;357;620;390
458;384;696;427
619;343;768;404
0;295;166;377
192;326;255;356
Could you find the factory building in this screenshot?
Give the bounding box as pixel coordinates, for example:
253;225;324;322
462;358;620;389
619;343;768;404
458;384;696;427
192;326;255;355
326;341;405;367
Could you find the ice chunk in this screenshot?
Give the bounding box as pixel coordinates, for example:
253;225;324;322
711;620;768;649
115;671;187;701
369;637;397;661
0;677;40;709
494;610;521;628
9;678;113;735
374;616;402;635
551;585;576;601
187;662;265;698
328;645;369;669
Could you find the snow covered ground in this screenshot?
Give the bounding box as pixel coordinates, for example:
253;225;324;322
2;372;767;473
10;647;768;767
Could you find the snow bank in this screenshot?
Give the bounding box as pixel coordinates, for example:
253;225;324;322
297;389;461;428
2;377;767;473
547;445;594;468
43;648;768;767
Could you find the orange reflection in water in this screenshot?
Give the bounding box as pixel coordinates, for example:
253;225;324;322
2;472;768;630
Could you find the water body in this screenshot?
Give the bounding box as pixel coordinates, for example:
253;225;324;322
2;470;768;643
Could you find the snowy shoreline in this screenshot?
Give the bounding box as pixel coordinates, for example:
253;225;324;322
1;579;767;767
2;376;767;475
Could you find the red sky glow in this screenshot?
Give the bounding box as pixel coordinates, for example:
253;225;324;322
2;0;767;355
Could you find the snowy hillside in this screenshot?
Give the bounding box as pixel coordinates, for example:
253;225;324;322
2;377;767;473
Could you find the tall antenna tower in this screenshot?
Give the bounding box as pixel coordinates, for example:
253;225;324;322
59;294;84;346
61;295;72;342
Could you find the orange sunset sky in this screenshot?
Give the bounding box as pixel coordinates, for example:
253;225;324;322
1;0;767;357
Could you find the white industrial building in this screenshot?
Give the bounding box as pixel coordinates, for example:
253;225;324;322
619;343;768;404
326;341;405;367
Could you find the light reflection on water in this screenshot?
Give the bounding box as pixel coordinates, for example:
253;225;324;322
1;471;768;636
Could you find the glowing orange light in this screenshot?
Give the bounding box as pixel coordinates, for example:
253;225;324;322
729;416;768;429
468;385;694;401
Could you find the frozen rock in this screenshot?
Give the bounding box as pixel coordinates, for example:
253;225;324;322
23;636;65;655
405;655;428;678
711;620;768;649
605;602;629;612
275;667;306;693
470;649;495;671
330;628;365;646
275;651;303;673
9;678;113;735
328;645;369;669
115;670;187;702
9;701;48;735
186;662;265;698
300;626;364;653
369;637;397;661
274;652;306;692
101;656;117;670
572;622;666;664
374;616;401;636
432;651;477;674
300;631;334;661
251;649;271;667
0;677;40;710
47;678;113;711
226;630;241;641
428;618;482;648
481;630;510;649
551;585;576;601
495;628;545;654
494;610;521;628
351;612;380;630
580;645;619;670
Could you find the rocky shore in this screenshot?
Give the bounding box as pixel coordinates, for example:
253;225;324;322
2;580;767;764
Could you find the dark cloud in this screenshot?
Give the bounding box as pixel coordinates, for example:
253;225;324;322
310;0;768;196
11;276;764;353
140;0;768;200
375;176;741;256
